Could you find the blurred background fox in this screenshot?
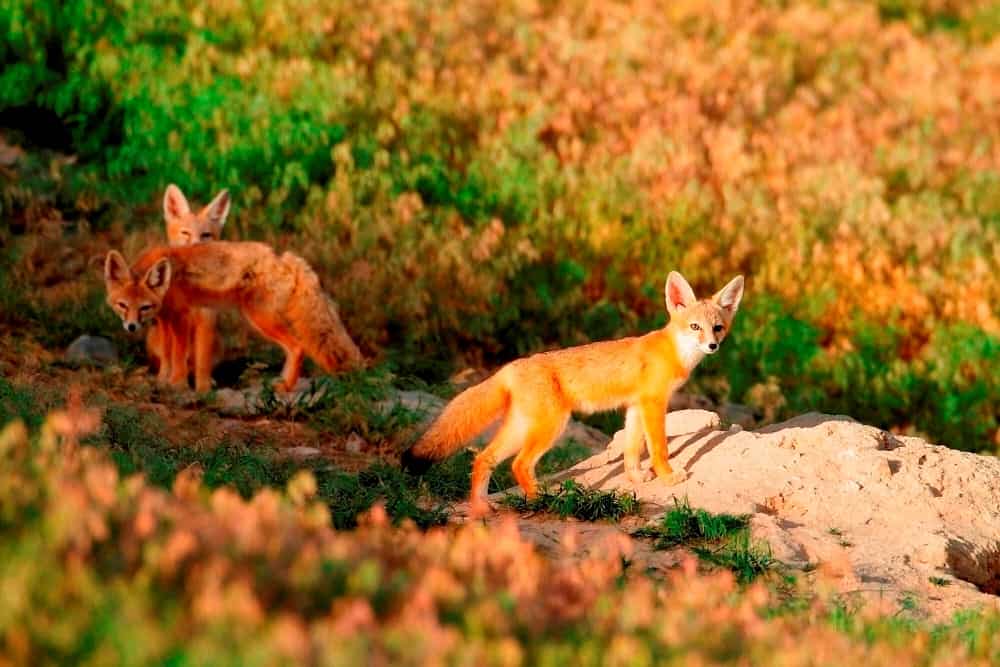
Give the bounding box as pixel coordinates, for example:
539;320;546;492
104;241;363;392
144;184;230;391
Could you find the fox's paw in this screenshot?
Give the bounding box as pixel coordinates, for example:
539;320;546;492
626;468;654;486
655;469;688;486
468;497;496;519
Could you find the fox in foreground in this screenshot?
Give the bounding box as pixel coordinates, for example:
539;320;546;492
144;184;230;391
104;241;363;392
402;271;745;516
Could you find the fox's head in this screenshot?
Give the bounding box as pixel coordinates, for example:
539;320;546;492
163;184;229;246
104;251;172;333
665;271;745;358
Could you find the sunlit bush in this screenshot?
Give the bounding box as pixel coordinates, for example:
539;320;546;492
1;0;997;448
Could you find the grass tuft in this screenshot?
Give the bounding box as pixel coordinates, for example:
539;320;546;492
501;480;640;521
635;497;774;582
634;497;749;548
693;531;776;584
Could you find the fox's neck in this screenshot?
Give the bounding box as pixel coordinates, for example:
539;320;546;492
665;325;706;374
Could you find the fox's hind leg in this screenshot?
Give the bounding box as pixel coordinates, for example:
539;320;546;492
469;412;530;517
510;409;570;500
243;310;304;392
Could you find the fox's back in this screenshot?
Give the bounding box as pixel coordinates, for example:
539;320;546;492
502;331;686;413
132;241;321;316
134;242;275;296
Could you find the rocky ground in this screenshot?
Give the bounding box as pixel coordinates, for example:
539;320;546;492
496;409;1000;622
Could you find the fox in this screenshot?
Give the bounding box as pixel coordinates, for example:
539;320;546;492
401;271;745;516
145;184;230;391
104;241;364;392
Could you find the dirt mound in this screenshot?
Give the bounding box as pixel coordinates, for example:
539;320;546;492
536;410;1000;620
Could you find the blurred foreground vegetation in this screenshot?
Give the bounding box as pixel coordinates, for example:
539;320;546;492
1;404;999;664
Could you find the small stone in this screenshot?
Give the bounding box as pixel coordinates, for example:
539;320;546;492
666;409;721;436
66;335;118;366
214;388;253;415
719;402;756;428
285;446;321;461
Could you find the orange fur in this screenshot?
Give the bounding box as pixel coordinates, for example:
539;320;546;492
402;271;745;514
105;241;363;392
145;184;230;391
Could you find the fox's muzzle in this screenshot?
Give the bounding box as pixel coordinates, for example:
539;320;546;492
124;321;140;333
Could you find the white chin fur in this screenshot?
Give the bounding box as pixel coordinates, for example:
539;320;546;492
673;331;707;370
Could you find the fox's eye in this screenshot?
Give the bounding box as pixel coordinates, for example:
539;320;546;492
116;302;128;310
139;304;153;313
180;230;190;237
200;233;213;240
713;325;724;333
690;323;700;331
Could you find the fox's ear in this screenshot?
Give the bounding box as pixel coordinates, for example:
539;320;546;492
163;184;191;222
203;189;230;229
142;258;172;298
713;275;745;315
104;250;131;285
665;271;697;315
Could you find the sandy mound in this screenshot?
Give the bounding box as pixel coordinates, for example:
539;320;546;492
535;410;1000;620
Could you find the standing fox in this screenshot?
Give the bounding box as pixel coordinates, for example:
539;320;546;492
402;271;744;515
145;184;230;391
104;241;363;392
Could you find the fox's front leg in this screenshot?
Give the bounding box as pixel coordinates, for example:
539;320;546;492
167;316;192;388
192;310;216;393
623;406;652;485
640;398;687;485
154;323;174;384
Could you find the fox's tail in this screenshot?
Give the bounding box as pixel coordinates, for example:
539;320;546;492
281;252;363;371
401;374;510;474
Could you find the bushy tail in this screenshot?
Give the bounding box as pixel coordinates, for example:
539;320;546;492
281;252;363;371
401;375;509;474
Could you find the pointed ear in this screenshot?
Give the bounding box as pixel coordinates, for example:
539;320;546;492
142;258;172;298
104;250;131;285
163;184;191;222
664;271;697;315
713;275;745;315
203;189;230;229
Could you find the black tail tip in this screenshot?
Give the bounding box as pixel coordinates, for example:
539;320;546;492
400;447;434;476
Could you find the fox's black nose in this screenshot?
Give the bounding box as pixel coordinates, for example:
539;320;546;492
708;342;718;350
126;322;138;332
